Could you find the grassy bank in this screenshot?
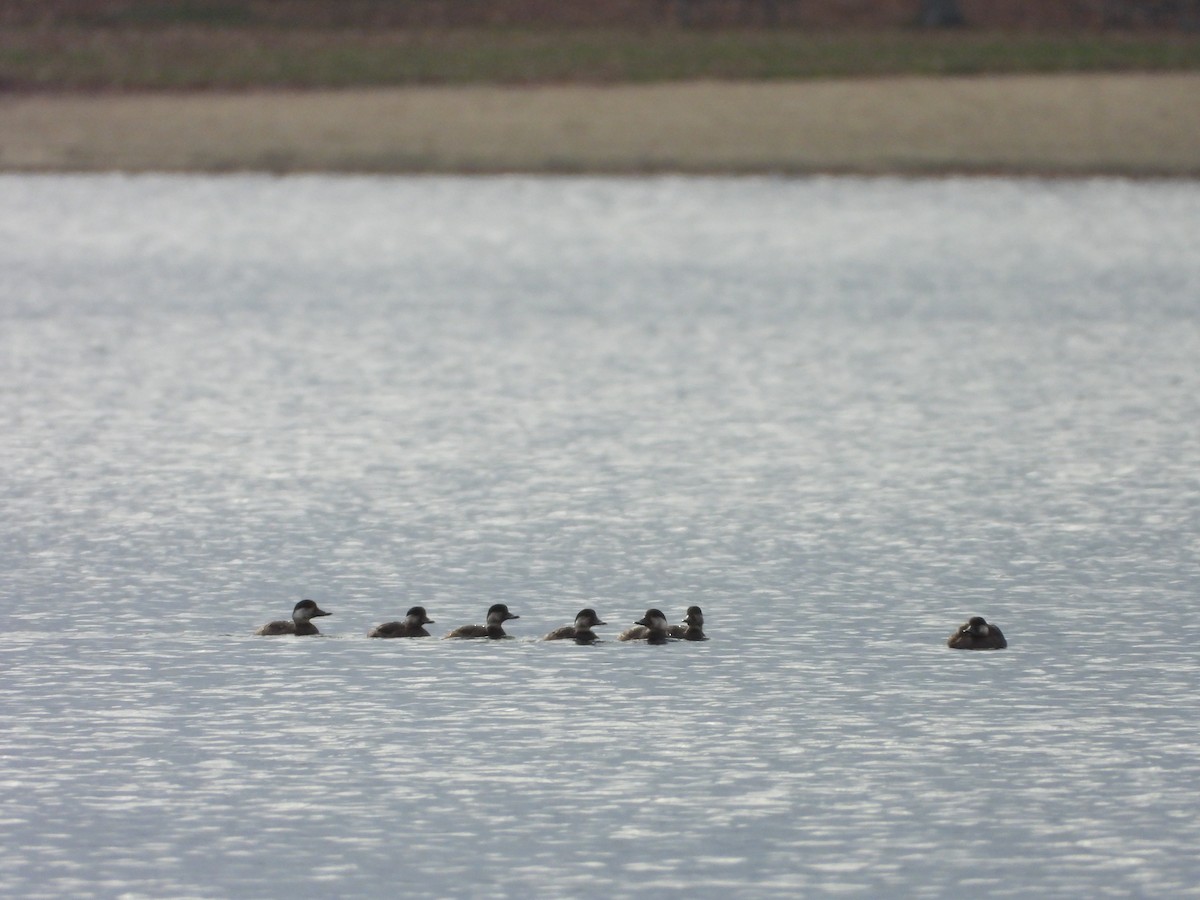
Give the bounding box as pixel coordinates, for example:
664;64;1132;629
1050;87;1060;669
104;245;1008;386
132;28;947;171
6;75;1199;177
4;27;1200;90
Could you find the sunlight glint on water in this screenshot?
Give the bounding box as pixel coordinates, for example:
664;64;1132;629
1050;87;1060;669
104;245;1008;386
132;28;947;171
2;174;1199;898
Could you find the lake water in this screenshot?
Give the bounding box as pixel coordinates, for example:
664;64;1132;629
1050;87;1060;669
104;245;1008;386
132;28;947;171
2;174;1199;898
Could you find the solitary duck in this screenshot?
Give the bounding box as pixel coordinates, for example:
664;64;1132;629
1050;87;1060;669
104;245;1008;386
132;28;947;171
369;606;435;638
255;599;331;636
667;606;707;641
444;603;519;639
617;608;671;644
543;608;607;644
947;616;1007;650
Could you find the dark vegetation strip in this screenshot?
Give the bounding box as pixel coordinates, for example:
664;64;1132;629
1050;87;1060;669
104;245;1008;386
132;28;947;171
6;0;1200;30
2;1;1199;90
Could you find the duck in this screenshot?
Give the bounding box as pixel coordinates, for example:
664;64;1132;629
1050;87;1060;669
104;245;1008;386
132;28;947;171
667;606;707;641
947;616;1007;650
369;606;435;638
255;599;331;636
543;608;607;644
444;603;519;639
617;608;671;644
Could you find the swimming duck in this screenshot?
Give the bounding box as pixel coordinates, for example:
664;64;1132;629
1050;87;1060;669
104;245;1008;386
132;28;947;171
617;608;671;644
255;599;331;636
947;616;1007;650
369;606;435;638
444;603;519;639
543;608;607;644
667;606;707;641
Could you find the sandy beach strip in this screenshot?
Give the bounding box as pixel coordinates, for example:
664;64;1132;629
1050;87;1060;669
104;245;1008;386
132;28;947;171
2;73;1198;176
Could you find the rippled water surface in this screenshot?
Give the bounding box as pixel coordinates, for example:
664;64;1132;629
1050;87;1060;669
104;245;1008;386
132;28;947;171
3;175;1200;898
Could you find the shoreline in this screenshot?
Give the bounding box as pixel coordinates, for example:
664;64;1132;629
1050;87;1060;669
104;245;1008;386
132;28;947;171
3;73;1199;177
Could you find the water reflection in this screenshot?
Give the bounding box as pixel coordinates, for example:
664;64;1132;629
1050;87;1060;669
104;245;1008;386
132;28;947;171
2;175;1200;897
